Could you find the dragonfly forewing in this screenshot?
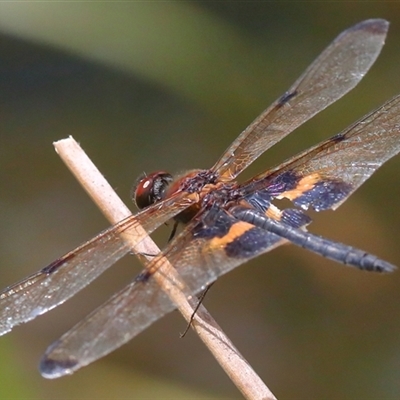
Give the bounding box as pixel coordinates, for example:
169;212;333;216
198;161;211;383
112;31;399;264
213;19;388;181
0;191;196;335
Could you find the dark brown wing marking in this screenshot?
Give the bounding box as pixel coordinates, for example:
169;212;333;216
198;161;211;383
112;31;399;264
212;19;388;181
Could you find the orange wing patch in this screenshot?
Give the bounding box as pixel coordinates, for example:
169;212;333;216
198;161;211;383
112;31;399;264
277;173;321;201
208;221;254;250
265;203;283;221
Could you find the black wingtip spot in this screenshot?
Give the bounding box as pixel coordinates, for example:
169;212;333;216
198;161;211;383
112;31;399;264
40;355;78;379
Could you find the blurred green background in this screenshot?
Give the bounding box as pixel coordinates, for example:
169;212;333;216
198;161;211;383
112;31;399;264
0;2;400;399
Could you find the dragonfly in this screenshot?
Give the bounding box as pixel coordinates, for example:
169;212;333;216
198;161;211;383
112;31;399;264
1;18;399;379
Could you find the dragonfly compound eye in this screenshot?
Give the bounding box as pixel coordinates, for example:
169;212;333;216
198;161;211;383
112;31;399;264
133;171;173;209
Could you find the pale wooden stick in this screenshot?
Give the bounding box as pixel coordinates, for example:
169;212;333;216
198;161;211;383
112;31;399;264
54;136;277;400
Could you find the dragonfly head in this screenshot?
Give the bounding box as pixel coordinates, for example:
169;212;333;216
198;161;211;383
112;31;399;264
132;171;173;210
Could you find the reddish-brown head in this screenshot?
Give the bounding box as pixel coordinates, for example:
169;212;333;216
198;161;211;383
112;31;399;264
132;171;173;210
